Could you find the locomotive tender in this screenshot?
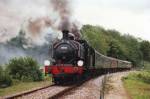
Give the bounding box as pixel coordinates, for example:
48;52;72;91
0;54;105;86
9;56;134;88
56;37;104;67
44;30;132;84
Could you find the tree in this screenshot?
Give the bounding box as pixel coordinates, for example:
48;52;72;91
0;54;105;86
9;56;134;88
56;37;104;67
0;66;12;88
81;25;109;54
81;24;144;67
106;40;126;59
6;57;43;82
7;29;27;48
140;41;150;62
121;35;142;67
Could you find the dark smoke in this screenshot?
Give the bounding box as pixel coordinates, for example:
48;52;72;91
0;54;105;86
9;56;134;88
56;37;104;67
50;0;71;30
71;22;81;39
50;0;81;39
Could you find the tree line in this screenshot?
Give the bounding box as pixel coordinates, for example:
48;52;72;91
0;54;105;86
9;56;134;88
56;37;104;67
81;25;150;67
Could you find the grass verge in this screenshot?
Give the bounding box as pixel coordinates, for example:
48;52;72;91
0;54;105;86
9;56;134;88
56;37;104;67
122;71;150;99
0;76;52;96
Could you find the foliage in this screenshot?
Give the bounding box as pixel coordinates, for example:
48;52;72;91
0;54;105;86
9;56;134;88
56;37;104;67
0;66;2;75
140;41;150;61
123;71;150;84
81;25;150;67
0;66;12;88
81;25;109;54
7;30;27;48
136;71;150;83
6;57;43;82
123;71;150;99
143;61;150;70
107;40;125;59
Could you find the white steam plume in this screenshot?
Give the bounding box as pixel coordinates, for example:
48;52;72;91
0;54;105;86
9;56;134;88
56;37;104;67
0;0;81;45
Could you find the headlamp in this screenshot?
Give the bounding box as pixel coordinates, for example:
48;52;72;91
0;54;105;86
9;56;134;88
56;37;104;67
44;60;50;66
77;60;84;66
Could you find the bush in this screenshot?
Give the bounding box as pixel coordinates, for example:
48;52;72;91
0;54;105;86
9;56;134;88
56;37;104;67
137;71;150;83
123;71;150;84
6;57;43;82
0;66;12;88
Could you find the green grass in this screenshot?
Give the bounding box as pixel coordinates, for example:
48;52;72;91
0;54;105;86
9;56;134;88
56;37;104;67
123;71;150;99
0;76;52;96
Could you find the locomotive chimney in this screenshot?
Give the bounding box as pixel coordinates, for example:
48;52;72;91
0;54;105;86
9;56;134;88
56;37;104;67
62;30;69;39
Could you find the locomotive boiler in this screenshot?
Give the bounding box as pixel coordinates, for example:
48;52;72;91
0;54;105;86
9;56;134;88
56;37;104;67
44;30;95;84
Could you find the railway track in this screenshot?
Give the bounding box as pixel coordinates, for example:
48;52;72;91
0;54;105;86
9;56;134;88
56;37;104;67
3;84;55;99
49;84;81;99
2;80;86;99
2;71;131;99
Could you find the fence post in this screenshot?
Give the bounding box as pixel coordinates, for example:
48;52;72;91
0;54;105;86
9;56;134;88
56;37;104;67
100;75;107;99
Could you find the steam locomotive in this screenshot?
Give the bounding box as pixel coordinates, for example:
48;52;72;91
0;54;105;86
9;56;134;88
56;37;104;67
44;30;132;84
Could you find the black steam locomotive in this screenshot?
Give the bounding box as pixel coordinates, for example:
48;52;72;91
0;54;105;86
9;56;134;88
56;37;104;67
44;30;132;84
45;30;95;84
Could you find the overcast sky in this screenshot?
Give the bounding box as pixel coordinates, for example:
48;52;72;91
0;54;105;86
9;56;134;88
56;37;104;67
0;0;149;42
74;0;149;41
